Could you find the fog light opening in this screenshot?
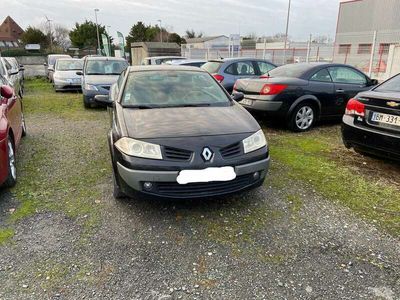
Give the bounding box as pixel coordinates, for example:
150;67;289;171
253;172;260;180
143;182;153;191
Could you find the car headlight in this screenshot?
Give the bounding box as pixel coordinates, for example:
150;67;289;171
84;83;98;91
114;137;162;160
242;130;267;154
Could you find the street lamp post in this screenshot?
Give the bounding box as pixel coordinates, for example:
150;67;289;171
94;8;101;55
283;0;291;64
158;19;163;43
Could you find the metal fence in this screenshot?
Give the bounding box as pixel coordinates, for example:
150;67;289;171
182;31;400;81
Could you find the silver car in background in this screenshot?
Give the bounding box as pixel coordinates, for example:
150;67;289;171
202;58;277;93
0;57;22;98
45;54;71;82
53;58;83;92
164;59;206;67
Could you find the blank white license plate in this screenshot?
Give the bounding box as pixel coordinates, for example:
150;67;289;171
371;112;400;127
177;167;236;185
240;99;253;106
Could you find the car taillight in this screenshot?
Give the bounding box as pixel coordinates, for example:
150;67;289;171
345;98;365;117
260;84;288;95
233;82;238;91
213;74;224;83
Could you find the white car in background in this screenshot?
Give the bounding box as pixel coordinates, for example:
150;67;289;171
142;56;186;65
164;59;207;67
45;54;71;82
53;58;83;92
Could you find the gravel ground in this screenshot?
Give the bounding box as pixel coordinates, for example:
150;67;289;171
0;90;399;299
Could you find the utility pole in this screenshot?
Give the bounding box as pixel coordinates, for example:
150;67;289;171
283;0;291;65
94;8;101;55
158;20;162;43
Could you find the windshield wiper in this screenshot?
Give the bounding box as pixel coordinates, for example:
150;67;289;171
171;103;211;108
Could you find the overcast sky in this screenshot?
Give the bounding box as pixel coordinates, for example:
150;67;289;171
0;0;341;41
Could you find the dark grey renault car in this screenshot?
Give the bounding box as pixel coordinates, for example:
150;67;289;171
96;66;270;198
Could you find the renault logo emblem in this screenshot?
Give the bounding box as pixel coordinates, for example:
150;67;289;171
202;147;213;161
387;101;400;108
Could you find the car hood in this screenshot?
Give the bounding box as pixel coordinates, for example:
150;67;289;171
122;103;260;139
84;75;119;85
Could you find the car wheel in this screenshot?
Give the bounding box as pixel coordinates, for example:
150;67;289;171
21;112;27;137
289;103;316;132
83;97;91;109
3;137;17;188
113;173;126;199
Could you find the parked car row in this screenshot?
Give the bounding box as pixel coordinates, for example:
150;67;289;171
0;57;24;98
0;75;26;188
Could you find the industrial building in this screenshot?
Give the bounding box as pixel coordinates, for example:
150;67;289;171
334;0;400;76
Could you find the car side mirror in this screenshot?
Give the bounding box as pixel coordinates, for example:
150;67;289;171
76;71;83;76
94;95;113;107
370;79;378;86
1;85;14;100
19;65;25;71
232;92;244;102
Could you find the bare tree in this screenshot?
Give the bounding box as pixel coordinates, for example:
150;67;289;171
53;24;71;49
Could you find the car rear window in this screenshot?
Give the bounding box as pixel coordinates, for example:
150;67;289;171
202;61;223;74
374;74;400;93
268;64;311;78
122;71;230;107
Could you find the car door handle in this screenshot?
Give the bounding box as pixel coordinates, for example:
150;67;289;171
336;89;345;93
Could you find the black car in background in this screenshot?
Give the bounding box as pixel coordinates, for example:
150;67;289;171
95;66;270;199
342;74;400;160
233;63;377;131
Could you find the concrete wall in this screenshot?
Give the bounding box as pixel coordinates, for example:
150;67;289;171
14;56;46;77
385;44;400;79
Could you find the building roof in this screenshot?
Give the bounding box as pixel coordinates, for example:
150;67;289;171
185;35;228;44
0;16;24;42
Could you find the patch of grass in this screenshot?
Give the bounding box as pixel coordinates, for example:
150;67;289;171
268;129;400;236
6;79;110;234
0;228;15;245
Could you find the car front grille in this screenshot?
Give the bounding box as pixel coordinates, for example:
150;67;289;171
153;174;254;198
220;142;242;158
163;146;193;161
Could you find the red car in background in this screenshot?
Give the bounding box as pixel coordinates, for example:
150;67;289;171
0;76;26;188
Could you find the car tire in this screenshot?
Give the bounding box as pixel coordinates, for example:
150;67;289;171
113;172;126;199
288;103;316;132
3;137;17;188
21;112;27;137
83;97;91;109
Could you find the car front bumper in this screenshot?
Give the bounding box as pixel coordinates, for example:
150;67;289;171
116;156;270;198
83;89;109;104
54;79;82;91
342;115;400;160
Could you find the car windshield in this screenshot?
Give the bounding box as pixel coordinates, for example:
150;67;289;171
56;60;83;71
49;55;70;65
201;61;223;74
374;74;400;93
267;64;312;78
122;70;230;108
85;60;128;75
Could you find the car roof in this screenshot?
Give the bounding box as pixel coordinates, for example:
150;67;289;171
168;59;206;64
128;65;207;72
86;56;127;61
144;56;186;60
56;58;82;61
